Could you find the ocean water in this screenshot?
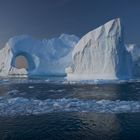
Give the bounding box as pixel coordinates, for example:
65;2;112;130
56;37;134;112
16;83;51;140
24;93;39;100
0;77;140;140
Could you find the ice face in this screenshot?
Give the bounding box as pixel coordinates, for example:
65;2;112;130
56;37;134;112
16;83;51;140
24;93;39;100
66;18;133;81
0;34;79;77
126;44;140;78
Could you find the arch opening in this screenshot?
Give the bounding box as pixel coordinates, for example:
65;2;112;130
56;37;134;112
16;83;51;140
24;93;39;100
15;55;28;69
11;52;36;71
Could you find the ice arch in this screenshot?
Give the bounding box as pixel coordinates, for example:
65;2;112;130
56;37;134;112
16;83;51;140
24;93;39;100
0;34;79;77
11;52;36;71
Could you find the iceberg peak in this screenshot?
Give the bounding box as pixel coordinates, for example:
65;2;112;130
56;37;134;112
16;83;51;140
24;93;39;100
66;18;132;81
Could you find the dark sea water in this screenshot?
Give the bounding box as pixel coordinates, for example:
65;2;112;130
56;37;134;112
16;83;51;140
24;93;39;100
0;77;140;140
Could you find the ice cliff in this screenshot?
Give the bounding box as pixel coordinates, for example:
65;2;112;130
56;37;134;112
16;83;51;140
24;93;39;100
66;18;134;80
0;34;79;77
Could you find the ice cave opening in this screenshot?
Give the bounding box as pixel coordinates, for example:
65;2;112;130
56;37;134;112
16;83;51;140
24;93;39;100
15;55;28;69
11;52;36;71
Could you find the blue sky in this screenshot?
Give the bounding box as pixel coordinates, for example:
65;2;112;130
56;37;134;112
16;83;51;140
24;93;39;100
0;0;140;47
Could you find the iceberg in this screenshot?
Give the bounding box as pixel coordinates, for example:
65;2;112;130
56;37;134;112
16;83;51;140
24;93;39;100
0;34;79;77
0;18;140;80
126;44;140;78
66;18;134;81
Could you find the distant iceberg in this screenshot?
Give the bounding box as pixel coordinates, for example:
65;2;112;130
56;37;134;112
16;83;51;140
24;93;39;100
0;34;79;77
66;18;139;81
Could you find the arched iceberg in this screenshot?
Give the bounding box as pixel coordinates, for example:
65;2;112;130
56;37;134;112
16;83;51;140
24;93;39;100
0;34;79;77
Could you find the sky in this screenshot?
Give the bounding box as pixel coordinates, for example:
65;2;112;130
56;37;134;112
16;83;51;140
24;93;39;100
0;0;140;47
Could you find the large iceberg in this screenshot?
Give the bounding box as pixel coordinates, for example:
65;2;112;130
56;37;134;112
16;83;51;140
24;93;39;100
0;34;79;77
66;18;134;81
0;18;140;80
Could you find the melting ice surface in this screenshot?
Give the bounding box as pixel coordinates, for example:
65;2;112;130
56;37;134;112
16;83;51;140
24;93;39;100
0;77;140;116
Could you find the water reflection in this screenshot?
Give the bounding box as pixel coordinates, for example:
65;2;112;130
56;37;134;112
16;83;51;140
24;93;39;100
0;80;140;101
0;83;126;100
0;113;122;139
0;84;11;97
76;113;121;139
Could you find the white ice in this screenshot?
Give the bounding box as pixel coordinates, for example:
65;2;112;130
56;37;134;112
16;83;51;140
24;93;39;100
66;18;137;81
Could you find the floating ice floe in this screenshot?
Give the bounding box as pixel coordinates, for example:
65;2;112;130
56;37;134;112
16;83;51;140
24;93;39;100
0;97;140;116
